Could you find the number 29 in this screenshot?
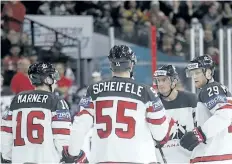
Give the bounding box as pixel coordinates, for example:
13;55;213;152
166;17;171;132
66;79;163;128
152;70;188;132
207;86;219;97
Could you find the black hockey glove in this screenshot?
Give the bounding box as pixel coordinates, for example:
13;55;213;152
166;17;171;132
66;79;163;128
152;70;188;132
1;157;11;163
180;127;206;151
61;146;88;163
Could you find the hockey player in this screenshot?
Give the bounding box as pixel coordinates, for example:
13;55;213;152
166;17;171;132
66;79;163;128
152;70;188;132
153;65;198;163
61;45;171;163
1;62;71;163
180;55;232;164
0;74;14;158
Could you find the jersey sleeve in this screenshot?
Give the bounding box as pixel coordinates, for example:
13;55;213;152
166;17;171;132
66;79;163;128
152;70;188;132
1;97;15;160
69;86;94;156
145;86;172;141
198;84;232;139
51;98;72;155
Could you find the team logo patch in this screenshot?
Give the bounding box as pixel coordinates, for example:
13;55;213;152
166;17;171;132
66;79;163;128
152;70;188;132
2;110;12;120
206;95;227;110
187;63;199;70
56;110;71;120
152;99;164;112
2;110;9;120
79;96;92;108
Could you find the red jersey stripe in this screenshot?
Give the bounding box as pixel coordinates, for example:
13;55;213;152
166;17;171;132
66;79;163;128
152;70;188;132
52;128;70;135
146;116;166;125
0;126;12;133
190;154;232;163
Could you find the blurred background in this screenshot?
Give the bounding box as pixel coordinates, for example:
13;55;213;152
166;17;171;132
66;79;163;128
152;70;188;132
1;1;232;111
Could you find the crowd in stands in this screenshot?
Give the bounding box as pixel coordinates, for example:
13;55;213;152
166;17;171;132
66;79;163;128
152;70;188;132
1;1;232;100
30;0;232;61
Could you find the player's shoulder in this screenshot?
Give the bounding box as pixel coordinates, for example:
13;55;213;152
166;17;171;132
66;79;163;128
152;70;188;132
139;83;159;101
85;78;109;97
87;77;155;103
87;76;150;93
202;81;221;89
178;90;197;101
178;90;198;107
198;81;229;102
14;90;58;101
200;81;227;95
10;90;62;111
87;78;110;92
178;90;196;97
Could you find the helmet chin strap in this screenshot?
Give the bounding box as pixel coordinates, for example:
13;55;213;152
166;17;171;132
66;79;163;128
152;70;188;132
160;87;174;98
203;69;214;85
160;78;176;98
130;63;135;79
130;71;134;78
44;77;56;92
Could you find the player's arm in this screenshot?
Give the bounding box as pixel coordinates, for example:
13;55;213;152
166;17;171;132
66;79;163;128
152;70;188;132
201;87;232;140
61;87;93;163
145;87;175;141
180;85;232;151
51;98;72;155
0;97;16;162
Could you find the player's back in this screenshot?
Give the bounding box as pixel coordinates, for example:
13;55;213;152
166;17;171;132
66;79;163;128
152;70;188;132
86;77;160;163
5;90;65;163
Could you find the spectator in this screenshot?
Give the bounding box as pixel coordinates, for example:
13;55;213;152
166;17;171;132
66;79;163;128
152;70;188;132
7;30;20;44
37;1;51;15
204;29;214;50
161;35;174;56
65;64;75;82
202;2;222;33
1;74;13;96
222;2;232;26
55;62;73;99
92;71;102;83
2;44;21;85
1;30;11;59
174;41;185;57
119;1;144;37
10;57;34;94
2;1;26;32
20;32;31;55
175;18;187;38
27;50;38;64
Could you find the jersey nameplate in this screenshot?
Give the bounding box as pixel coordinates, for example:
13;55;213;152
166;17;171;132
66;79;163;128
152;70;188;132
17;94;48;103
92;81;144;97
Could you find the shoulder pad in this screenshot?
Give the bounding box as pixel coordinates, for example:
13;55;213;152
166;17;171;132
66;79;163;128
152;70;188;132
56;99;70;110
199;83;228;110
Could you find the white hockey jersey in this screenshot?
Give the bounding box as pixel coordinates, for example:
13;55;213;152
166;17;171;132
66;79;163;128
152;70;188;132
1;90;71;163
68;77;171;163
155;91;198;163
0;95;14;153
191;81;232;164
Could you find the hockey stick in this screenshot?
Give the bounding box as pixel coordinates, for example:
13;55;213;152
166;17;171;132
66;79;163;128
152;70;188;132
192;107;197;127
154;141;167;164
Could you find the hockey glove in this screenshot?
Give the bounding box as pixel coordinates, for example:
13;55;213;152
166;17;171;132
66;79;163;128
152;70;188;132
155;118;176;148
61;146;88;163
1;157;11;163
180;127;206;151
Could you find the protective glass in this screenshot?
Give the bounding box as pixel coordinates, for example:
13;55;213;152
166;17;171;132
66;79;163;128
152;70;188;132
131;53;137;65
186;68;204;78
153;76;171;86
153;70;168;85
51;70;60;81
